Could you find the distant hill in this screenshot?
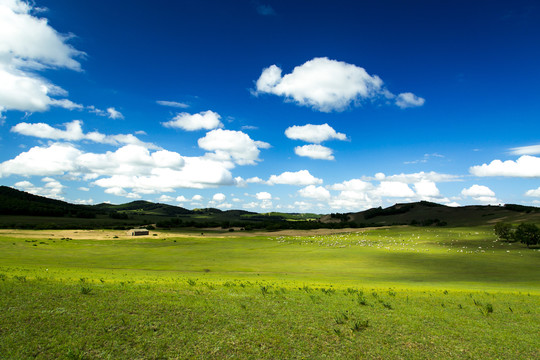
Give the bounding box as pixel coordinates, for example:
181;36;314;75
94;200;193;216
320;201;540;227
0;186;97;218
1;186;539;228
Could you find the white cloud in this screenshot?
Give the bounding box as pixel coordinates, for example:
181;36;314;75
470;155;540;177
212;193;226;202
256;191;272;200
294;144;334;160
198;129;270;165
12;120;84;140
107;107;124;119
329;179;373;192
395;92;425;108
284;123;347;143
162;110;223;131
525;187;540;197
158;195;174;202
374;181;415;198
267;170;322;186
246;176;264;183
243;202;258;209
156;100;189;108
298;185;331;200
192;194;203;201
0;142;82;177
372;171;460;184
176;195;189;202
0;0;84;114
255;57;423;112
461;185;495;198
461;185;498;204
73;198;94;205
413;180;441;199
14;177;65;200
49;99;83;110
87;105;106;116
509;144;540;156
0;142;236;196
11;120;160;149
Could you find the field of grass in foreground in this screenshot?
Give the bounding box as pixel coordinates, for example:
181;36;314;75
0;226;539;359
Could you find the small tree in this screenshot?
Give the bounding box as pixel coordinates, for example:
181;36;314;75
494;222;513;241
513;223;540;248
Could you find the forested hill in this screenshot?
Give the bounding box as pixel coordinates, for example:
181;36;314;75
320;201;540;227
1;186;539;227
0;186;194;218
0;185;97;217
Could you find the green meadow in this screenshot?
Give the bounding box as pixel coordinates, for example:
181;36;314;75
0;226;539;359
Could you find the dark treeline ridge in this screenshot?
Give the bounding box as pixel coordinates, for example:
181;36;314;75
0;186;97;218
1;186;539;230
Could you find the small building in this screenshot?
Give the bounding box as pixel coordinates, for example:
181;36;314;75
129;229;149;236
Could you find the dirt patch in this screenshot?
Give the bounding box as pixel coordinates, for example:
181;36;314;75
0;227;390;240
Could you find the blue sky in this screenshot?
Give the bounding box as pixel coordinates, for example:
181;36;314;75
1;0;539;212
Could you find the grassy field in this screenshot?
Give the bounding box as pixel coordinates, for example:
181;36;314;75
0;226;538;359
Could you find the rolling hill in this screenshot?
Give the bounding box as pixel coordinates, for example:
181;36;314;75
320;200;540;226
1;186;539;228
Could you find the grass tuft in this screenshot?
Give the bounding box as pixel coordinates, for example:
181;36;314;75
80;286;92;295
351;319;370;332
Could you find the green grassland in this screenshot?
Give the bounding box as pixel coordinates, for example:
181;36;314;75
0;226;538;359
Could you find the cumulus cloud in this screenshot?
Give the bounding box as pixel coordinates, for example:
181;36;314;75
256;191;272;200
254;57;423;112
294;144;334;160
11;120;160;149
0;142;82;177
156;100;189;108
509;144;540;156
325;174;453;211
298;185;331;200
0;0;84;114
329;179;372;192
413;180;441;199
461;185;495;198
14;177;65;200
525;187;540;197
395;92;425;108
470;155;540;177
374;181;415;198
107;107;124;119
162;110;223;131
0;142;236;196
158;195;174;202
198;129;270;165
284;123;347;143
212;193;226;202
267;170;322;186
461;185;498;204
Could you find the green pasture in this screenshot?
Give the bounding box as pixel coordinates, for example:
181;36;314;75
0;226;537;290
0;226;539;359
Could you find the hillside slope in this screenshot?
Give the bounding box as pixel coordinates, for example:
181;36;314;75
320;201;540;226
